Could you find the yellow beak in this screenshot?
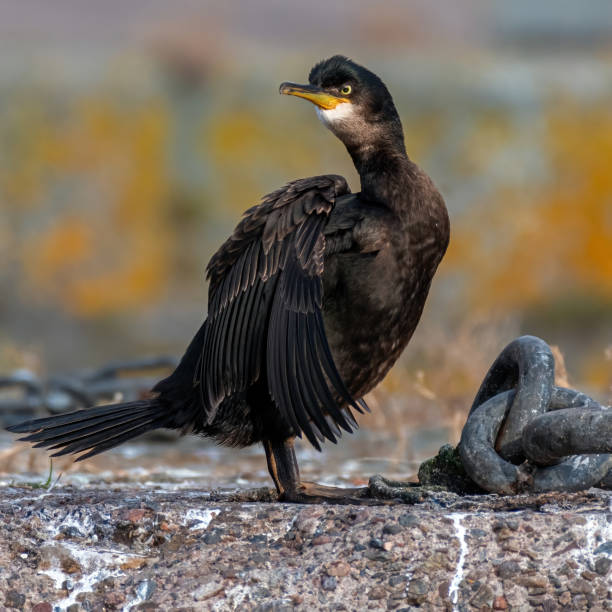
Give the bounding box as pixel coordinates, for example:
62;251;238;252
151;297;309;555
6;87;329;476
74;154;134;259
279;82;350;110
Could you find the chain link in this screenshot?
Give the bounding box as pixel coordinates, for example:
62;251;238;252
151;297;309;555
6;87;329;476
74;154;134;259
459;335;612;494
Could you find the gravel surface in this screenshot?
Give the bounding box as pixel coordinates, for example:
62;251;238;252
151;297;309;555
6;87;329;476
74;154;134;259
0;485;611;611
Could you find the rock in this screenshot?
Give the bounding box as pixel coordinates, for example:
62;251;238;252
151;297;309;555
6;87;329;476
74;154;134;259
382;523;402;535
121;557;147;570
104;591;126;607
581;569;597;581
326;561;350;577
568;577;593;595
541;599;557;612
368;586;386;600
398;513;418;528
496;560;521;579
321;576;337;591
594;541;612;555
470;584;494;608
126;508;146;522
4;590;25;609
136;580;157;601
518;574;548;594
406;578;428;605
594;556;611;576
364;549;392;562
0;485;610;610
60;555;83;574
204;529;222;544
193;578;224;601
388;574;406;587
504;585;528;608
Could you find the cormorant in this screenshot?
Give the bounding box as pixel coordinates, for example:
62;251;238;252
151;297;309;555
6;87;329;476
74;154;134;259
8;56;450;503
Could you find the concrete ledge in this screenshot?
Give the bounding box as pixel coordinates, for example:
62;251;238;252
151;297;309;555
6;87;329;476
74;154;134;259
0;486;611;610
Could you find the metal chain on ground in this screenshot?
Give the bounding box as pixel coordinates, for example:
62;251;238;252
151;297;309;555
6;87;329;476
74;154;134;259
459;335;612;494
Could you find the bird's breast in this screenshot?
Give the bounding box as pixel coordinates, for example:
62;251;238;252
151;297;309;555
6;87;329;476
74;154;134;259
322;240;433;399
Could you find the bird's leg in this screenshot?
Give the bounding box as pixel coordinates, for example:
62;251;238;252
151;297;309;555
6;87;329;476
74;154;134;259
263;438;301;496
263;437;380;504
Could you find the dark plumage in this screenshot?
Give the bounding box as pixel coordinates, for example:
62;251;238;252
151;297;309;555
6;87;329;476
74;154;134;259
8;56;450;503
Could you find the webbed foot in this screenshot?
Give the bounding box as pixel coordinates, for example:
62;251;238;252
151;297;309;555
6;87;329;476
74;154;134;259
279;480;385;505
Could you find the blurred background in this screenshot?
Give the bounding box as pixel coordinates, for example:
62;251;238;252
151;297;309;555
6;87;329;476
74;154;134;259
1;0;611;485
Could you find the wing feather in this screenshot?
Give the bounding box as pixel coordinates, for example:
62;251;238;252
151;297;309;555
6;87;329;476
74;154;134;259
196;175;368;444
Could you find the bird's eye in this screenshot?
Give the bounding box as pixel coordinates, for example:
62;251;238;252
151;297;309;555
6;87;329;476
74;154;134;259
340;85;352;96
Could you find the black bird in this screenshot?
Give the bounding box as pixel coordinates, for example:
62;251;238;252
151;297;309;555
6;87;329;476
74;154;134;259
8;56;450;503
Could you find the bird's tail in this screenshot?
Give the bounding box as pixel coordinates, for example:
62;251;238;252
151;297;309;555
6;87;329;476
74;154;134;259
6;399;170;461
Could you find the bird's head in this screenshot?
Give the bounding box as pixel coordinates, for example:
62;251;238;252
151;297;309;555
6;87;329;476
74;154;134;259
280;55;404;154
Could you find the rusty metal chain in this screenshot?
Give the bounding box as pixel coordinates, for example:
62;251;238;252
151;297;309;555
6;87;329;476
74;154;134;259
459;335;612;494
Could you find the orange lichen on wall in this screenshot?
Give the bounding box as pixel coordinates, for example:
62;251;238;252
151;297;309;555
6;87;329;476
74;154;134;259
16;95;172;316
445;100;612;310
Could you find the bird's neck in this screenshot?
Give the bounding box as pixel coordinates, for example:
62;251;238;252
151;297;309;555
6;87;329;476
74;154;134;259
347;138;416;213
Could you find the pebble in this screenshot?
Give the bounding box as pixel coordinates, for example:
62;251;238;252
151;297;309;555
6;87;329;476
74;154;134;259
398;513;418;528
193;578;224;601
327;561;350;577
321;576;337;591
594;556;611;576
504;585;528;608
248;534;268;544
126;508;146;522
594;541;612;555
568;577;593;595
382;523;402;535
368;586;386;600
136;579;157;601
104;591;125;606
58;525;82;539
493;595;508;609
31;604;52;612
496;560;521;579
470;584;494;608
60;556;82;575
407;579;427;597
388;574;406;587
541;599;557;612
519;574;548;593
204;529;223;544
364;549;392;562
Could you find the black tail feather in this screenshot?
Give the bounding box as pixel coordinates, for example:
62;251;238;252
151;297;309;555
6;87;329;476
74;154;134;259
7;399;170;461
28;406;153;448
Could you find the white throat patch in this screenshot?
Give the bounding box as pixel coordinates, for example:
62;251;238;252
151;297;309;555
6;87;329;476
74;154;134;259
316;102;354;127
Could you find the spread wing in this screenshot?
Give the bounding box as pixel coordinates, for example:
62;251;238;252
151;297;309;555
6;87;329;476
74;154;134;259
198;174;367;449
